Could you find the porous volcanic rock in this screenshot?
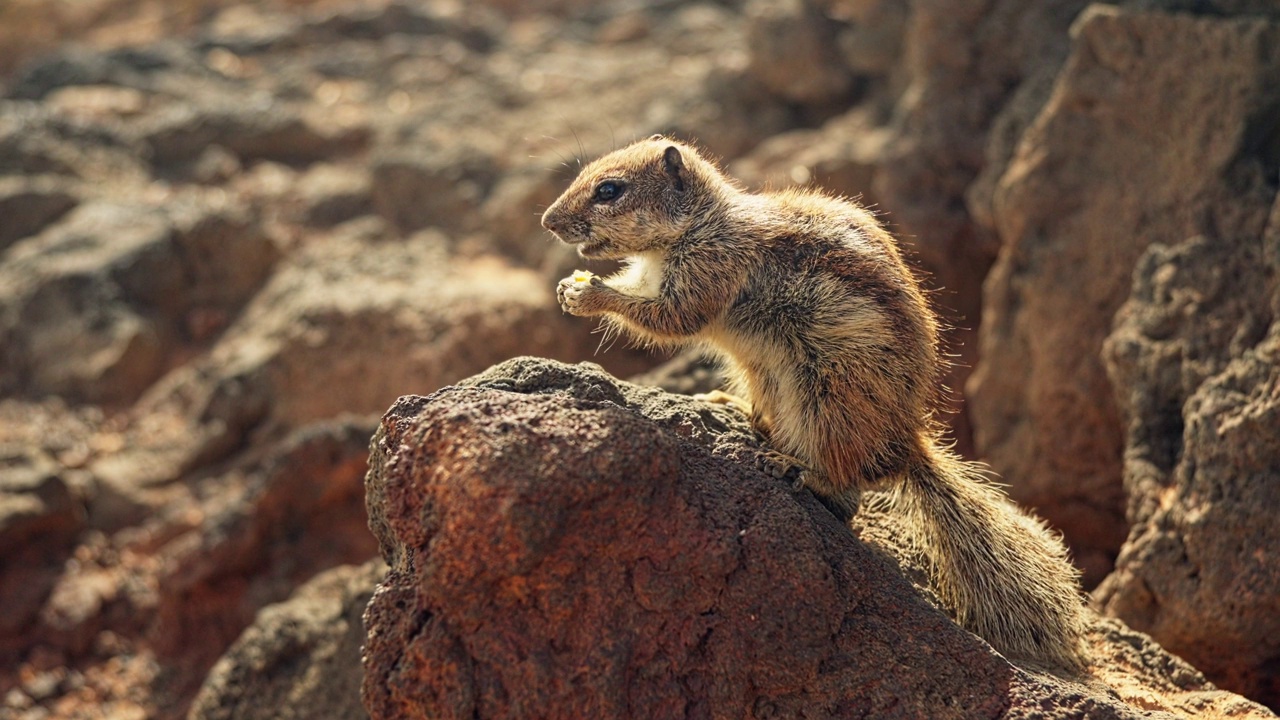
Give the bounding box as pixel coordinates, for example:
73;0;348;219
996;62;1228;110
968;6;1280;584
1095;196;1280;707
147;419;380;706
360;356;1270;719
0;197;280;406
187;559;384;720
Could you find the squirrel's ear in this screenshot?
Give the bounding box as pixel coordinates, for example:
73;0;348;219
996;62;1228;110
649;133;665;141
663;145;685;191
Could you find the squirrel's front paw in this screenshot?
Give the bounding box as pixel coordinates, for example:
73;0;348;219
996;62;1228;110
557;271;605;316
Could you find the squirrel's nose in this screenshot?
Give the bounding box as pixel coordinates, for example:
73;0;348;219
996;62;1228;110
541;208;563;235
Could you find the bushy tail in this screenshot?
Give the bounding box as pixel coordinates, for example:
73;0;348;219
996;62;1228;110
899;445;1088;671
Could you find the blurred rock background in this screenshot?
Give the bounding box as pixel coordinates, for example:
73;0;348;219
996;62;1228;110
0;0;1276;717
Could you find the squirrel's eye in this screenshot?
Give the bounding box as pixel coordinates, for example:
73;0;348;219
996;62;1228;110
593;181;624;203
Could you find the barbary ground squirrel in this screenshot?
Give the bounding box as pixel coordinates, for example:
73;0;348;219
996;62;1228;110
541;136;1088;671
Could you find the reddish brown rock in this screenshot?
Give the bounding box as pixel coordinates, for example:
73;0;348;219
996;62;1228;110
866;0;1090;460
188;559;384;720
968;7;1280;585
0;446;85;663
360;357;1269;719
146;419;379;705
1095;199;1280;707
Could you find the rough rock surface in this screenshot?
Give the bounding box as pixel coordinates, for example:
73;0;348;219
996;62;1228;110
0;198;280;406
744;0;853;108
1094;197;1280;707
361;357;1270;719
0;444;86;656
148;419;381;705
967;6;1280;585
862;0;1090;459
188;559;384;720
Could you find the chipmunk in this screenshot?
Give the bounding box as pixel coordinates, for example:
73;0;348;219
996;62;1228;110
541;135;1087;671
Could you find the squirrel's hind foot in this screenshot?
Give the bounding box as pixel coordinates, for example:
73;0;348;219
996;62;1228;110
755;450;861;523
755;449;808;487
752;448;855;520
694;390;753;416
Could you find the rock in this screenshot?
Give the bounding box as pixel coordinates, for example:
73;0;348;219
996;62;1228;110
0;198;280;406
876;0;1083;274
0;409;385;720
360;357;1271;719
0;400;123;530
672;66;799;161
479;165;570;268
3;0;1277;716
968;7;1280;586
0;446;84;660
1086;617;1275;719
148;419;380;709
188;146;241;185
728;107;887;205
0;175;78;251
370;143;497;236
0;100;151;182
867;0;1090;464
299;0;500;53
594;10;652;44
290;163;371;227
124;226;651;466
6;43;201;101
829;0;909;77
744;0;853;107
44;84;149;123
187;560;383;720
62;220;654;516
1095;206;1280;705
627;350;723;396
141;100;369;166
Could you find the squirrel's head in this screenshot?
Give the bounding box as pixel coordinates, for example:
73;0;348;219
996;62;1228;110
541;136;724;259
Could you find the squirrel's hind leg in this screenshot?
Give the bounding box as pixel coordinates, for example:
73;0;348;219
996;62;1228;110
701;389;861;522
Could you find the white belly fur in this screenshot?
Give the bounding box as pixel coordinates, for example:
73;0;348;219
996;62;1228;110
604;251;665;298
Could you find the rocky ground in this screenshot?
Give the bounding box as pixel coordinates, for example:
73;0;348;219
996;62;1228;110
0;0;1277;718
353;358;1274;720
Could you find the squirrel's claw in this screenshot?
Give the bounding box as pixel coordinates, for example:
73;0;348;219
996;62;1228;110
756;449;808;484
557;272;597;315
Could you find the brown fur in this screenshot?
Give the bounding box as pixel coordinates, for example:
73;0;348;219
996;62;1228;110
542;136;1088;671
